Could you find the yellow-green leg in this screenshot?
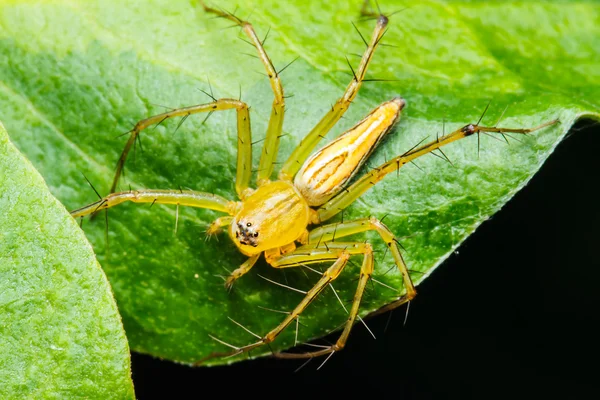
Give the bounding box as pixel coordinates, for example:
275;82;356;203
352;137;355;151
278;14;389;180
206;216;234;236
71;189;237;218
307;217;416;305
201;1;285;185
317;119;559;221
111;99;252;200
206;249;350;359
203;242;375;361
274;244;375;360
225;254;260;291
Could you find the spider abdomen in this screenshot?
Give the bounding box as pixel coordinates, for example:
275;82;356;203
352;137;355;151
294;98;405;206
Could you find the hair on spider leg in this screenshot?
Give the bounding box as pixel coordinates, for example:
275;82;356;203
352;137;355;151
236;35;257;49
197;88;217;103
103;208;110;258
131;129;145;166
251;136;266;146
299;341;333;350
227;316;262;340
279;268;290;285
378;41;400;48
429;147;455;167
150;115;169;132
173;113;190;135
380;260;426;277
239;51;260;60
494;104;510;139
357;315;377;340
197;110;214;126
344;56;359;83
149;102;176;111
257;25;271;47
114;128;134;140
257;274;308;295
472;100;493;157
293;357;314;373
329;283;349;314
256;305;290;315
317;352;336;370
294;317;300;347
300;264;323;276
207;333;241;352
80;172;102;200
370;277;400;293
350;20;369;48
212;274;229;287
173;203;180;236
400;134;430;162
276;56;300;77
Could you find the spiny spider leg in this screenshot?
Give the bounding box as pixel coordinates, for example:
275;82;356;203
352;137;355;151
278;13;389;180
70;189;236;219
307;216;416;305
206;216;234;236
205;242;375;360
274;243;375;360
317;119;560;221
200;1;285;185
204;244;375;359
225;254;260;291
111;99;252;200
196;251;350;365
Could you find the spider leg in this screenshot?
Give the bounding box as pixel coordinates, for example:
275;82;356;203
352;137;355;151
206;250;352;358
307;217;416;307
111;99;252;200
278;14;389;180
200;1;285;185
201;242;377;362
270;242;375;359
225;254;260;291
71;189;236;218
316;118;560;221
206;216;234;236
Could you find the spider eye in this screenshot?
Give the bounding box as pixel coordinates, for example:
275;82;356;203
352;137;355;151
253;232;259;237
247;222;252;227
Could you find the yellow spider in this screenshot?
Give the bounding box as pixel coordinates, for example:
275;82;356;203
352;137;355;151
71;2;557;362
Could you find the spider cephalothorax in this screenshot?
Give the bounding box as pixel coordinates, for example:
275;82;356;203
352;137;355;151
71;1;558;363
229;180;310;256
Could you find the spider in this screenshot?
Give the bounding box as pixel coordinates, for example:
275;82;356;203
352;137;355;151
71;2;558;363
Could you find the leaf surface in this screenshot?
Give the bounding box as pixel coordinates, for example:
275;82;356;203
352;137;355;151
0;124;134;398
0;0;598;365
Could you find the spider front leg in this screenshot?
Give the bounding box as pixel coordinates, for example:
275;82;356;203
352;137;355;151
206;216;233;237
224;254;260;291
111;99;252;200
201;1;285;185
71;189;236;218
278;13;389;180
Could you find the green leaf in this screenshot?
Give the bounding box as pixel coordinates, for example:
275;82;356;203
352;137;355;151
0;124;134;398
0;0;598;366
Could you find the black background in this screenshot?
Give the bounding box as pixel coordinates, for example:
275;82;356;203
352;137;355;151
130;120;600;399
